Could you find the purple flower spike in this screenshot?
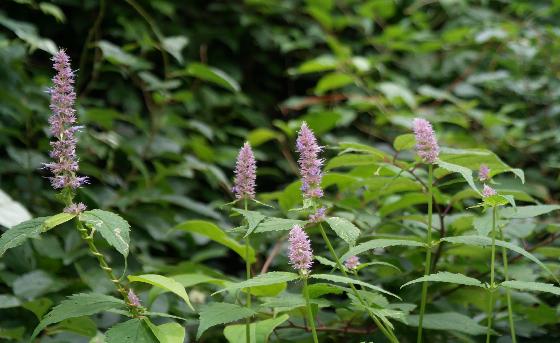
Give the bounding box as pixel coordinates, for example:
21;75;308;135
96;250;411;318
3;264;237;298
412;118;439;164
479;164;490;182
309;206;326;223
233;142;256;200
63;202;87;214
296;122;324;199
344;256;360;270
288;225;313;274
482;184;497;198
128;289;142;307
44;49;88;190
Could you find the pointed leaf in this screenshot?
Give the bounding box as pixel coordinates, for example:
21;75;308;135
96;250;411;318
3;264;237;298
197;302;256;339
437;160;480;194
224;314;289;343
213;272;299;295
0;217;46;257
501;205;560;219
80;210;130;257
500;280;560;296
232;209;266;237
401;272;483;288
341;239;425;262
253;217;306;233
404;312;487;335
186;63;240;92
128;274;194;311
325;217;360;246
106;318;158;343
310;274;400;299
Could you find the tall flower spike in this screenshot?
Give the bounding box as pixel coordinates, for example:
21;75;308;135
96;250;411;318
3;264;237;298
128;289;142;307
296;122;323;198
288;225;313;273
479;164;490;182
44;49;88;192
482;184;497;198
233;142;256;200
413;118;439;164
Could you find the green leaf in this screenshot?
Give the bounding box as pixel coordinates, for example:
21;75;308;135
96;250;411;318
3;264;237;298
197;302;256;339
231;209;266;237
43;212;75;232
80;209;131;257
0;326;25;341
128;274;194;311
53;316;97;337
0;217;46;257
325;154;380;170
442;236;559;282
315;72;354;94
310;274;400;299
0;189;32;228
212;272;299;295
175;220;255;262
0;295;20;309
145;319;185;343
98;40;151;70
22;298;53;319
501;205;560;219
404;312;487;335
162;36;189;64
378;82;416;108
437;160;480;194
401;272;484;288
252;218;306;234
186;63;240;92
247;128;280;147
30;293;125;340
106;318;158;343
393;133;416;151
500;280;560;296
224;314;290;343
325;217;360;246
341;239;425;262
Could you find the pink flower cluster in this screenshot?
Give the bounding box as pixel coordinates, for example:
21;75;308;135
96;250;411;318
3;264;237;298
413;118;439;164
288;225;313;273
308;206;326;223
233;142;256;200
482;184;497;197
127;289;142;307
479;164;490;181
44;49;88;190
296;123;324;198
344;256;360;270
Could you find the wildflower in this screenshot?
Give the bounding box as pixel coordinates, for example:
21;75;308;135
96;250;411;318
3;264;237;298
344;256;360;270
288;225;313;273
296;122;323;198
308;207;326;223
412;118;439;164
44;49;88;190
128;289;141;307
63;202;87;214
479;164;490;182
232;142;256;200
482;184;497;198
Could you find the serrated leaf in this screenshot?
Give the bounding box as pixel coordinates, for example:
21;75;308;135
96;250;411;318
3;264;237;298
186;63;240;92
393;133;416;151
401;272;484;288
106;318;158;343
231;209;266;237
174;220;255;262
341;239;425;262
310;274;400;299
213;272;299;295
80;210;130;257
325;217;360;246
437;160;480;194
144;319;185;343
252;217;306;234
30;293;125;340
500;280;560;296
442;236;559;282
128;274;194;311
404;312;487;335
197;303;256;339
501;205;560;219
0;217;46;257
224;314;289;343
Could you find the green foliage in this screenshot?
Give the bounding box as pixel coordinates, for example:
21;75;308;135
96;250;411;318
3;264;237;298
128;274;194;311
80;209;130;256
197;303;256;339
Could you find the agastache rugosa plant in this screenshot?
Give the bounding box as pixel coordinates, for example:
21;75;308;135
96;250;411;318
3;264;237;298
296;122;399;343
232;142;257;343
412;117;439;343
45;49;140;315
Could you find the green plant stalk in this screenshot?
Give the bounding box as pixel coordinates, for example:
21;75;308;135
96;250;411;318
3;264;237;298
486;206;498;343
244;198;252;343
317;222;399;343
417;164;433;343
499;219;517;343
302;275;319;343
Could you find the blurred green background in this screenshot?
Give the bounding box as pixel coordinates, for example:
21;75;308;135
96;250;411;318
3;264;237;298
1;0;560;341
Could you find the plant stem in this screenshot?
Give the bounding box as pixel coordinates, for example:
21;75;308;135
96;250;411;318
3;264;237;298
417;164;433;343
499;214;517;343
486;206;498;343
244;198;252;343
302;275;319;343
317;222;399;343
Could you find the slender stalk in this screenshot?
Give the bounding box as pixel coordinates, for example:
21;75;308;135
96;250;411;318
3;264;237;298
417;164;433;343
243;199;252;343
317;222;399;343
499;215;517;343
486;206;498;343
302;275;319;343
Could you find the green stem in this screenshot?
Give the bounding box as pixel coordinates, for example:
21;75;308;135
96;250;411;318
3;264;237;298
486;206;498;343
417;164;433;343
302;275;319;343
243;198;251;343
499;216;517;343
317;222;399;343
